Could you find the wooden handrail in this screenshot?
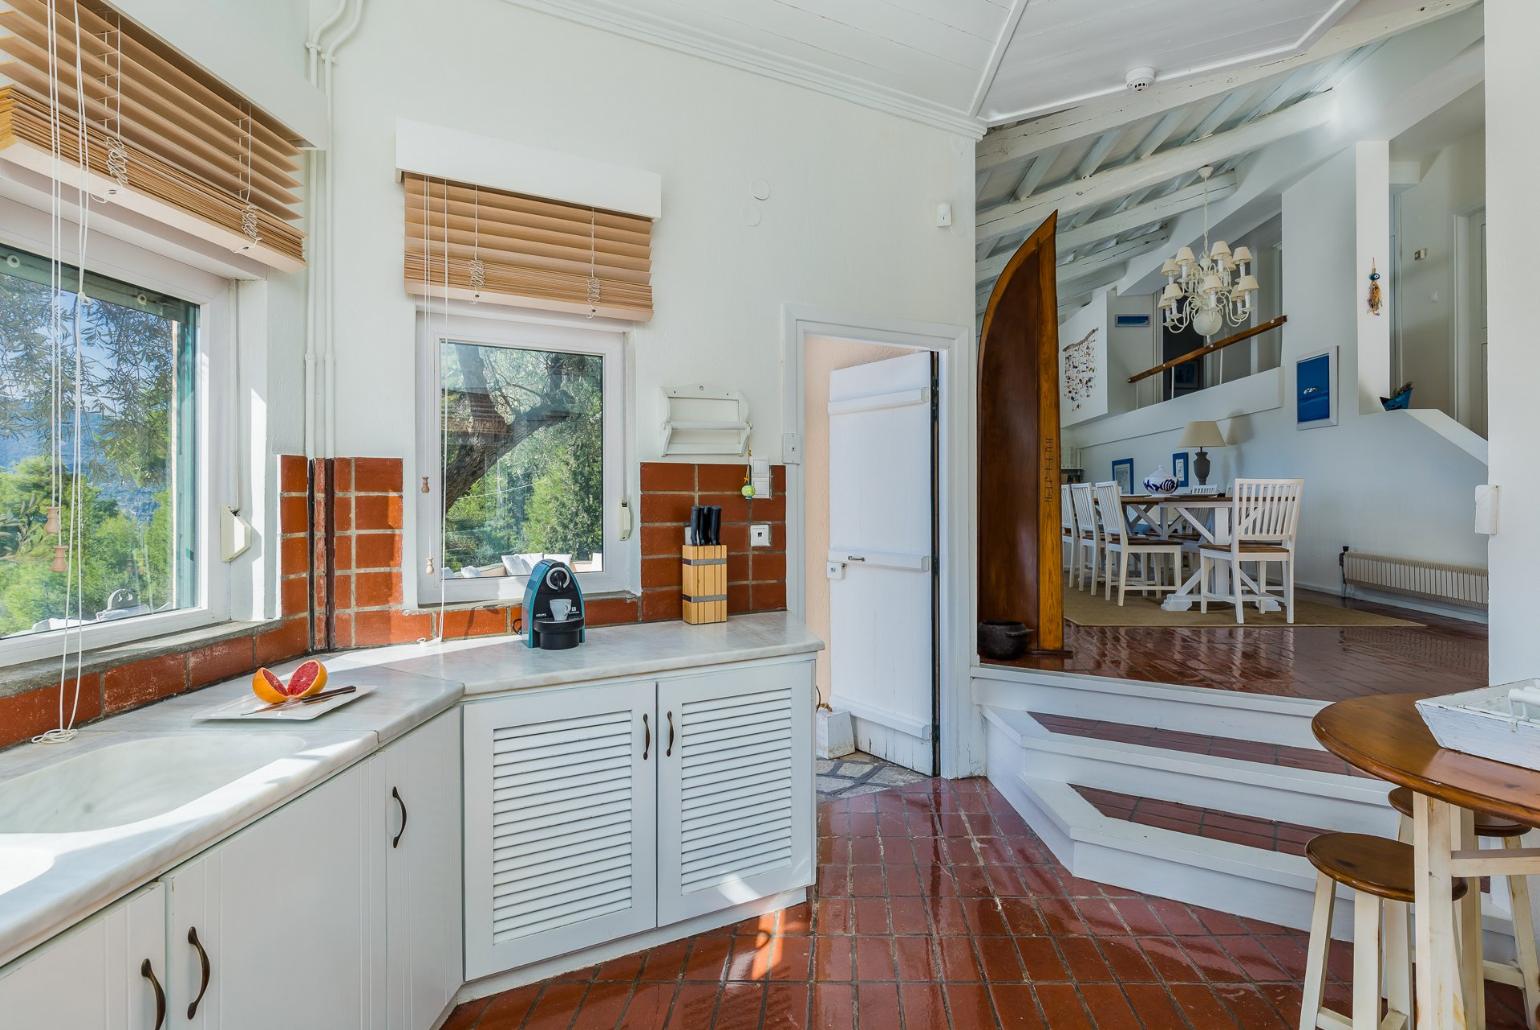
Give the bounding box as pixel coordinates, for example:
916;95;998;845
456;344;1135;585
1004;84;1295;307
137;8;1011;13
1127;315;1288;384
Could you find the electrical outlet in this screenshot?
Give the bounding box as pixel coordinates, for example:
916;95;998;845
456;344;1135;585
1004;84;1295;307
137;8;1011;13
750;524;772;548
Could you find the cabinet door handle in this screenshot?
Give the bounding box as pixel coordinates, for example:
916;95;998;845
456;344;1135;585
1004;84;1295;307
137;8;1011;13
186;926;211;1019
141;958;166;1030
666;710;675;757
391;787;408;849
642;713;650;760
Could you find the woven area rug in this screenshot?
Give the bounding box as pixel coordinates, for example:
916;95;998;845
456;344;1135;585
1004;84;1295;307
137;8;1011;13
1064;582;1421;628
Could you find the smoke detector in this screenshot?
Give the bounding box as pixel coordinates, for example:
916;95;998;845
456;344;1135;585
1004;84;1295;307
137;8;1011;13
1125;66;1157;93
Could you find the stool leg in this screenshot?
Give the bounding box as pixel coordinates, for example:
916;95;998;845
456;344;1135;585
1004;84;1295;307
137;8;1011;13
1384;898;1413;1025
1455;810;1485;1029
1353;891;1382;1030
1506;836;1540;1030
1301;872;1336;1030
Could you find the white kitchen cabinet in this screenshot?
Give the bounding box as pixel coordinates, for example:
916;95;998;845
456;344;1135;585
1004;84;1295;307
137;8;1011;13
383;710;463;1030
162;759;382;1029
0;883;167;1030
462;678;657;980
656;658;814;925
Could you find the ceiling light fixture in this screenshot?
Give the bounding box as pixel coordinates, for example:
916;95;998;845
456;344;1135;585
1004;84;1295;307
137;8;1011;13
1158;167;1259;338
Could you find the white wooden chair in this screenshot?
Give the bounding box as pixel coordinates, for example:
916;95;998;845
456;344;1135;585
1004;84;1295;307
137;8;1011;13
1069;483;1101;591
1200;478;1303;624
1091;481;1184;606
1061;484;1080;585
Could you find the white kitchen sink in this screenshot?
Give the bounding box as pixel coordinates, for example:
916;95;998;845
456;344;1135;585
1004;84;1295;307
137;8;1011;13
0;734;305;834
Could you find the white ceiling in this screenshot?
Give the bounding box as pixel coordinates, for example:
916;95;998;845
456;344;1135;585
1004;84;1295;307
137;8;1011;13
981;0;1360;124
499;0;1481;137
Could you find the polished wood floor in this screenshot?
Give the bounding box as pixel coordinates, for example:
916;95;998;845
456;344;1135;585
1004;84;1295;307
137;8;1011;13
1014;589;1487;703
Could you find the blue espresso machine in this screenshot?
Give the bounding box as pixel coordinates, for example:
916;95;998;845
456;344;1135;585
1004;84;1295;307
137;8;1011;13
521;559;586;649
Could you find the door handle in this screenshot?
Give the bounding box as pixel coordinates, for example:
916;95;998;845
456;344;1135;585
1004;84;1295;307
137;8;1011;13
666;710;675;757
141;958;166;1030
187;926;211;1019
642;713;651;760
845;555;866;562
391;787;407;849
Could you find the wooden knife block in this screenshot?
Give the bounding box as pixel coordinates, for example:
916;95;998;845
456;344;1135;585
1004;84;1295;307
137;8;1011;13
682;545;728;625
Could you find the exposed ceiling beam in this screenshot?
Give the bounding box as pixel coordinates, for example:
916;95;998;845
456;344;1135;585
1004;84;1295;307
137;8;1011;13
1129;109;1186;162
1057;230;1170;283
977;92;1332;245
1073;129;1124;180
975;0;1477;169
977;173;1237;277
1011;150;1055;203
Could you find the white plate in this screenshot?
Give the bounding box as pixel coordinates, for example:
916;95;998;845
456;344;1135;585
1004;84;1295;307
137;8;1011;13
197;684;375;722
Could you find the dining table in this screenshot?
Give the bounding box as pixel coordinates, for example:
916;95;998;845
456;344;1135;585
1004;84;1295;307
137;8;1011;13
1314;693;1540;1029
1118;493;1282;613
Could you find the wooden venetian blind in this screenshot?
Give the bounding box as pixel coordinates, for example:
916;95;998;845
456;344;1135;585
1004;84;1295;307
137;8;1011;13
404;172;653;322
0;0;304;271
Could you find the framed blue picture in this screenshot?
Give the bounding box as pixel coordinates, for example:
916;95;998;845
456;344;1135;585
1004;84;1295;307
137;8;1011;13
1111;458;1134;495
1296;348;1337;429
1172;453;1189;487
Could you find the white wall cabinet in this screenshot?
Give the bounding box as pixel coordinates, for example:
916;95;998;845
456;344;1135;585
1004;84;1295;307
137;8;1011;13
657;660;813;925
384;709;463;1030
462;678;658;981
462;658;814;981
0;884;168;1030
162;758;383;1029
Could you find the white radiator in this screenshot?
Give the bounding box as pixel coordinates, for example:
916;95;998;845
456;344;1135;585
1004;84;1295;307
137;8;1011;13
1342;550;1488;608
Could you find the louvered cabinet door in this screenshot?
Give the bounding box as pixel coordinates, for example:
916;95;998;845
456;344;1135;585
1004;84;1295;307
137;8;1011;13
462;681;658;980
657;658;815;926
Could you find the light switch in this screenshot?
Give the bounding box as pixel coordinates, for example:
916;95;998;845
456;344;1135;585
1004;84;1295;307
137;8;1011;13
750;524;772;548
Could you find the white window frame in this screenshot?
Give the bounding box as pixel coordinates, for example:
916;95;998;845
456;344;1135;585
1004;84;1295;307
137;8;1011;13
414;310;630;606
0;199;232;666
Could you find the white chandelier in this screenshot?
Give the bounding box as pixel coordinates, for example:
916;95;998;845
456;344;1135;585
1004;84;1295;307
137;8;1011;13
1159;166;1260;338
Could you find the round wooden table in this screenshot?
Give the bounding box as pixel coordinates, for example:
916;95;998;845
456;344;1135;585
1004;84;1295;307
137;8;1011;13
1315;693;1540;1029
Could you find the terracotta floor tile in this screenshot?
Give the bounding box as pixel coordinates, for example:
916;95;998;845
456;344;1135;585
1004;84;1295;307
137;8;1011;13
989;983;1045;1029
442;778;1537;1030
1032;983;1093;1029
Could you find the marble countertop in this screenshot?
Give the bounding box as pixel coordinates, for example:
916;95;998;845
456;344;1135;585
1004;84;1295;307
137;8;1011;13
366;610;823;696
0;613;821;968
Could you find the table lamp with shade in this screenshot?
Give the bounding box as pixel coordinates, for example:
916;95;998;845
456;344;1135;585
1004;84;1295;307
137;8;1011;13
1180;420;1227;486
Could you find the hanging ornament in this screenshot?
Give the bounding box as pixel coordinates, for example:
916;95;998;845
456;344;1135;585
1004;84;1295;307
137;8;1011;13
51;545;68;573
1367;260;1383;316
44;505;61;534
741;448;756;499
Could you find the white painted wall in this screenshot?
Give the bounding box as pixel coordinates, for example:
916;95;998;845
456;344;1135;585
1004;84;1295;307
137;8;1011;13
323;0;974;470
1065;149;1487;593
1485;0;1540;682
1393;128;1486;422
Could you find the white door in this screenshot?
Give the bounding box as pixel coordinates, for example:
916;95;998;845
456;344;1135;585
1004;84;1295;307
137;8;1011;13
461;680;657;979
384;710;463;1030
162;760;382;1029
827;350;935;773
0;884;166;1030
656;659;814;926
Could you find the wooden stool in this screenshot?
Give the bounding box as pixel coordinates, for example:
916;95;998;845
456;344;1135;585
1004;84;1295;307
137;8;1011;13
1390;786;1540;1029
1302;833;1468;1030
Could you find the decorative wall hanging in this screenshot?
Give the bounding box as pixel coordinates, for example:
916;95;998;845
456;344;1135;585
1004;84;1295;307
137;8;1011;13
1367;260;1383;315
1111;458;1134;495
1296;348;1338;429
1061;327;1098;411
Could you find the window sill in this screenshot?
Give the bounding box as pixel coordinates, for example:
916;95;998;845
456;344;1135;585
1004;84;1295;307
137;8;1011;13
0;620;284;702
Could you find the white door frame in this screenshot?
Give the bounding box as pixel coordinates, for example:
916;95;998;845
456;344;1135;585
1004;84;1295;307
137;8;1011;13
781;305;980;779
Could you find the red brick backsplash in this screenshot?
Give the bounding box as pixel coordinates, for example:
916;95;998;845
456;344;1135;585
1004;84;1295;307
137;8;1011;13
0;457;790;749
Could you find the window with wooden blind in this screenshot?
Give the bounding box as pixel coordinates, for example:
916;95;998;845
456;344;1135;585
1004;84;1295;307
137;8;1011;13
0;0;304;271
404;172;653;322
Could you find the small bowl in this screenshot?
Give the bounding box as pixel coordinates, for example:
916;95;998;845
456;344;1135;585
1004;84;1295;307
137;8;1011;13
978;620;1032;661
